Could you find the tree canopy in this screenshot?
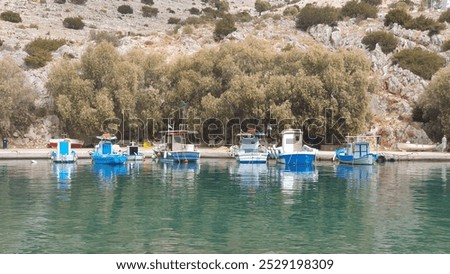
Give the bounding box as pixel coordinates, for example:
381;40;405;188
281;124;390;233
415;65;450;141
0;57;35;136
47;39;372;145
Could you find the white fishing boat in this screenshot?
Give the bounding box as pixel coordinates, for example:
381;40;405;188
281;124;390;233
335;136;379;165
124;142;145;161
269;129;318;166
396;142;437;152
229;131;268;164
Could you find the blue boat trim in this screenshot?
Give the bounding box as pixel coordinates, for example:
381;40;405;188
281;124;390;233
270;129;318;166
91;134;127;165
50;139;78;163
335;137;380;165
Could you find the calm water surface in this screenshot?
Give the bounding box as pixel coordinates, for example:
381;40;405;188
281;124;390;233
1;159;450;254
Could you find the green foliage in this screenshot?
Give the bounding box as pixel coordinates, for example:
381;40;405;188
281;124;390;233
168;17;181;24
24;50;52;69
69;0;87;4
384;8;412;26
45;39;373;144
118;5;133;15
361;31;398;54
0;57;36;136
213;14;236;41
404;15;438;31
63;17;85;29
202;7;218;18
166;39;371;142
209;0;230;13
295;4;340;31
361;0;382;5
442;39;450;52
89;30;120;46
340;0;378;19
141;0;154;5
283;6;300;17
438;8;450;23
47;43;165;138
182;16;213;26
24;38;66;68
142;6;158;17
415;66;450;141
189;7;201;15
255;0;271;16
233;11;252;22
54;0;66;3
392;48;445;80
1;11;22;23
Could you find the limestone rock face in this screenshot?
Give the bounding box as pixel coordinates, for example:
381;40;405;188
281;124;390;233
0;0;447;147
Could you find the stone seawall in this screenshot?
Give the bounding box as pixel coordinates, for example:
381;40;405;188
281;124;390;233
0;147;449;162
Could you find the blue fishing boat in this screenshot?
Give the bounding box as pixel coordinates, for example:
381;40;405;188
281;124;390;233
50;139;77;163
269;129;317;166
91;134;127;165
334;136;379;165
154;129;200;162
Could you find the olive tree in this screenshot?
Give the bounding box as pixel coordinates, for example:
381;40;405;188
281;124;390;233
0;57;35;136
415;65;450;141
47;42;165;139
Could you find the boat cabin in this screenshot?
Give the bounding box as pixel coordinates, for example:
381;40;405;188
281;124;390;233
160;130;198;152
281;129;303;153
57;139;71;156
345;141;370;157
238;133;260;153
101;141;113;155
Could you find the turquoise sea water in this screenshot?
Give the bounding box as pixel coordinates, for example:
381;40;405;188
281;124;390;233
0;159;449;254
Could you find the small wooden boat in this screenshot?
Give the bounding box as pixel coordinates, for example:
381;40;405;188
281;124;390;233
230;131;268;164
124;142;145;161
335;136;379;165
269;129;318;166
91;134;127;165
153;128;200;162
50;139;77;163
396;142;437;152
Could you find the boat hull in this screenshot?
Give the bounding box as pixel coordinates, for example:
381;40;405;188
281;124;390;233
160;151;200;162
126;154;145;161
52;155;77;163
397;143;436;151
235;152;268;164
91;153;127;165
277;152;316;165
336;153;378;165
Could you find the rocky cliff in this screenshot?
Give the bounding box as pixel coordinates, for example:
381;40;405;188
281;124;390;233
0;0;449;148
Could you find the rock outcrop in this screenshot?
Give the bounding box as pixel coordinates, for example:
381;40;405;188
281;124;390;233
0;0;448;148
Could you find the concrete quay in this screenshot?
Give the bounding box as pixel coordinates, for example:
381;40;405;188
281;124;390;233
0;147;449;161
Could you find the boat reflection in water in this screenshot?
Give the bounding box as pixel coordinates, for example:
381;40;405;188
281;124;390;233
160;161;200;183
335;164;376;188
279;165;319;195
229;163;268;188
52;163;76;190
93;164;128;187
